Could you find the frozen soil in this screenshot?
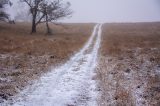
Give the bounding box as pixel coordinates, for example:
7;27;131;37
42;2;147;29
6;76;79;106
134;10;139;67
2;24;103;106
0;22;94;103
97;23;160;106
1;22;160;106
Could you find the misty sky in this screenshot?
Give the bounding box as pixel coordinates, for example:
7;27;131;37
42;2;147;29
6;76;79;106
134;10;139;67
9;0;160;23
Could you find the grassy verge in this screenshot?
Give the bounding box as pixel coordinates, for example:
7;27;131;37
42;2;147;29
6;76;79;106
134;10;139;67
0;22;94;102
97;22;160;106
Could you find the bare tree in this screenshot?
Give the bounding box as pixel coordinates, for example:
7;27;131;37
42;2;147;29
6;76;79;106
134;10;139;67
0;0;11;21
21;0;72;34
40;1;72;34
20;0;42;33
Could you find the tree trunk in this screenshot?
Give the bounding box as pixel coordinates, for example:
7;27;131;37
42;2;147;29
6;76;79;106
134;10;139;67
45;15;51;35
46;21;51;34
31;17;37;33
31;8;37;34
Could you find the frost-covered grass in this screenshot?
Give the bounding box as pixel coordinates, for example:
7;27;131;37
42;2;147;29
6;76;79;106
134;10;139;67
0;23;94;103
97;23;160;106
2;24;103;106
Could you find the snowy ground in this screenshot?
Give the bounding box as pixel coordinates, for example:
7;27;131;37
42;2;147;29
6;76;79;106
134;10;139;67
3;24;103;106
97;23;160;106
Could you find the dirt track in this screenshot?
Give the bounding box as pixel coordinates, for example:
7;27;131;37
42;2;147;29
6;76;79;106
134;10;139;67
0;22;94;103
0;22;160;106
2;24;102;106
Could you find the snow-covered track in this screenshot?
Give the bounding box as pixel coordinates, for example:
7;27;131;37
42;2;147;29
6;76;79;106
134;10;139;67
3;24;103;106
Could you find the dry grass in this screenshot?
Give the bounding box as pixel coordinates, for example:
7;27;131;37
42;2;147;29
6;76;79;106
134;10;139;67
0;22;94;102
101;23;160;56
0;22;94;56
97;22;160;106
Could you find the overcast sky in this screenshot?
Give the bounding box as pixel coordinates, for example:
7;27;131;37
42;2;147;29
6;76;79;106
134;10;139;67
9;0;160;23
